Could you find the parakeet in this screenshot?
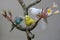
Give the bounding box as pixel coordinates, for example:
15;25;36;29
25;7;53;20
24;15;35;26
24;15;35;38
14;16;23;24
10;16;23;32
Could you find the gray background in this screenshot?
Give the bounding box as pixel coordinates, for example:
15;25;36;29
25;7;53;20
0;0;60;40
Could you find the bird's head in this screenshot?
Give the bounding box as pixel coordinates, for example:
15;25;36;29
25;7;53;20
25;15;31;21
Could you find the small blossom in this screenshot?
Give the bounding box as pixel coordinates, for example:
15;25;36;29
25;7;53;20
52;2;58;8
54;10;60;14
47;8;52;16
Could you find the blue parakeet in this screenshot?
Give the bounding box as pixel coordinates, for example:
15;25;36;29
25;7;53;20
14;16;23;24
10;16;23;32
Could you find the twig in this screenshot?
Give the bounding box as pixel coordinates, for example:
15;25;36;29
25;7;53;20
26;0;41;11
2;0;42;40
17;0;26;10
2;9;41;31
17;0;41;16
24;0;41;16
2;11;41;40
25;0;41;15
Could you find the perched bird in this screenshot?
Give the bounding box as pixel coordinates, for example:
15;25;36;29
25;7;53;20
14;16;23;25
24;15;35;26
24;15;35;39
10;16;23;32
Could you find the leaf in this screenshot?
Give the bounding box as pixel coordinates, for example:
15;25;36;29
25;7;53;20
43;18;48;24
39;19;47;31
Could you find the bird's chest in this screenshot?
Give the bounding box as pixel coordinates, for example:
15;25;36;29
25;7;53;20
25;20;32;26
25;19;34;26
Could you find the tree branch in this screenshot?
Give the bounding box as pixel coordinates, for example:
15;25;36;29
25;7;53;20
25;0;41;15
2;10;41;40
26;0;41;10
17;0;26;10
17;0;41;16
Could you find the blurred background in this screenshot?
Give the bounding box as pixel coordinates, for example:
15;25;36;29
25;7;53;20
0;0;60;40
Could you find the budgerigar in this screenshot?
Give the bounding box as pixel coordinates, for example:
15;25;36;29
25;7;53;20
10;16;23;32
14;16;23;24
24;15;35;26
24;15;35;39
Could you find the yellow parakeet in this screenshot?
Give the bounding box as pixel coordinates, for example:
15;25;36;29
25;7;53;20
24;15;35;38
24;15;35;26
